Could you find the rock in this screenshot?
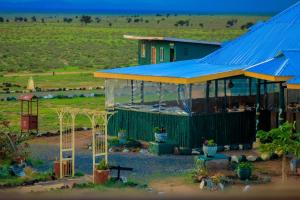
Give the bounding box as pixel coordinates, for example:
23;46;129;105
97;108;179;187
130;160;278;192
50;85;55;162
243;185;251;192
140;149;149;154
239;144;243;150
218;183;224;191
231;155;239;163
120;176;127;183
199;180;206;190
247;155;257;162
224;145;230;151
192;150;201;155
261;152;271;161
109;148;114;153
123;148;129;153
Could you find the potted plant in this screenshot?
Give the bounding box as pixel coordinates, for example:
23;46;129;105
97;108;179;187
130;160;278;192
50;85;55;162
203;139;217;157
94;160;110;184
237;162;253;180
154;127;167;143
118;129;127;144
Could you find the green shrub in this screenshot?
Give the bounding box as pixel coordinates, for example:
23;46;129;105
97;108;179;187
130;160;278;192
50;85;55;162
108;136;120;147
96;160;109;170
124;139;142;148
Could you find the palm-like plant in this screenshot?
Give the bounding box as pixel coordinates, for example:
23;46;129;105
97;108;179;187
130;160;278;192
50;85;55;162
257;122;300;182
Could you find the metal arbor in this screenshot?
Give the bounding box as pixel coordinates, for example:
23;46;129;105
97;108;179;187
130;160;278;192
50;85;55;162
56;107;115;182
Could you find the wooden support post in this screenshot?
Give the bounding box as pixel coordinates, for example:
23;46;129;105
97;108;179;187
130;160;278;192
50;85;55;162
141;81;144;104
249;78;252;96
189;84;193;116
159;83;162;112
264;80;268;109
215;80;218;98
130;80;134;105
224;79;227;112
256;80;261;133
206;81;210;113
279;82;285;125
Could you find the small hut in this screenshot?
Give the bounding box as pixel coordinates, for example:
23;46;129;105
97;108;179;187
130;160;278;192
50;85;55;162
124;35;221;65
95;2;300;148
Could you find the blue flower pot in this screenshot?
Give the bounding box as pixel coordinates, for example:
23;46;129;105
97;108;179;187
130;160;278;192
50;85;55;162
237;168;252;180
203;145;217;157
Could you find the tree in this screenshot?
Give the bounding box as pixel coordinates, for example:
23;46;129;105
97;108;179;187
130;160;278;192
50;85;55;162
63;17;73;23
31;16;37;22
0;17;4;23
257;122;300;182
80;15;92;24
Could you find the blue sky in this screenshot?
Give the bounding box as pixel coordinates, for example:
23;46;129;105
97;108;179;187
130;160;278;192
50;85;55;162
0;0;299;14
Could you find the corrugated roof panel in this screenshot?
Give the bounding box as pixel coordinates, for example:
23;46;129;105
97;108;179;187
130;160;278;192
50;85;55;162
99;59;244;79
200;2;300;66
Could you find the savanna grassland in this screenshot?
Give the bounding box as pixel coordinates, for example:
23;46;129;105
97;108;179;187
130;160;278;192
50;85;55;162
0;14;270;72
0;14;270;132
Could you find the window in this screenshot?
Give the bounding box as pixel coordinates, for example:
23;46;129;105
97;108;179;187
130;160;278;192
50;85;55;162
160;47;165;62
141;43;146;58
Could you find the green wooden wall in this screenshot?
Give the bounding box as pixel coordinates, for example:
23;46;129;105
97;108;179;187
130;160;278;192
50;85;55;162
138;40;220;65
108;109;256;148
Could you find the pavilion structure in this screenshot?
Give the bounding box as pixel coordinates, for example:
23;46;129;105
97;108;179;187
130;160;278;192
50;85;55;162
94;2;300;148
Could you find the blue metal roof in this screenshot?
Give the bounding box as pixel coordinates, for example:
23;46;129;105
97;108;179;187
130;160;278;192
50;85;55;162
200;2;300;66
245;50;300;77
288;77;300;84
96;2;300;85
100;59;244;79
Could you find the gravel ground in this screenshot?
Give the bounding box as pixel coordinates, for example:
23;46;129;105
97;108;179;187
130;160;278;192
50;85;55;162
29;143;195;181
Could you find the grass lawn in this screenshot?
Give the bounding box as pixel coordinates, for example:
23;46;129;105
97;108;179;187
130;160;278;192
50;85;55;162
0;96;105;132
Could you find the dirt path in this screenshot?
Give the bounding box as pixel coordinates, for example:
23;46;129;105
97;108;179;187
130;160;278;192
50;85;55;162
3;71;93;77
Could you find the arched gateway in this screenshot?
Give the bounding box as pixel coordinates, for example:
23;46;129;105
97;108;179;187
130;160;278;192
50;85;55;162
56;107;115;182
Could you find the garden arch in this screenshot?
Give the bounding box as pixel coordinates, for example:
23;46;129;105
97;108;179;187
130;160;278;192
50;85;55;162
56;107;115;182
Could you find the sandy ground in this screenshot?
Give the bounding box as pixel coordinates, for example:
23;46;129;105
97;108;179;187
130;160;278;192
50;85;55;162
6;133;297;199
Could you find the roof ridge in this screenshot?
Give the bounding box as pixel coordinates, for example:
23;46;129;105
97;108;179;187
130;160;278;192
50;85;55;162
275;59;289;76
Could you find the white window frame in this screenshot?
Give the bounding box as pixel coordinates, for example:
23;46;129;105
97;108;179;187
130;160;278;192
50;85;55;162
141;43;146;58
160;47;165;62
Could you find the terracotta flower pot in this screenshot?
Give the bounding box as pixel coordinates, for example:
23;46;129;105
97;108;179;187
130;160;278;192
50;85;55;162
94;169;110;184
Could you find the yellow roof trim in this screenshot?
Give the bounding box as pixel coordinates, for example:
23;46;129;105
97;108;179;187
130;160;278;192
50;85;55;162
243;71;292;81
94;72;189;84
94;70;244;84
287;84;300;90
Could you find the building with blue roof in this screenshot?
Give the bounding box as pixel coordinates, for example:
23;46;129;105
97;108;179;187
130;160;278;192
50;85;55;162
95;2;300;149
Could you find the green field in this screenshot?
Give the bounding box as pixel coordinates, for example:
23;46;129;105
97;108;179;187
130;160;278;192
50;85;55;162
0;96;105;132
0;14;270;132
0;15;269;73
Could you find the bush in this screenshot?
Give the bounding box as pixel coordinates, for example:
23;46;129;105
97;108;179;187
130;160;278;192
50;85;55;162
124;139;142;148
